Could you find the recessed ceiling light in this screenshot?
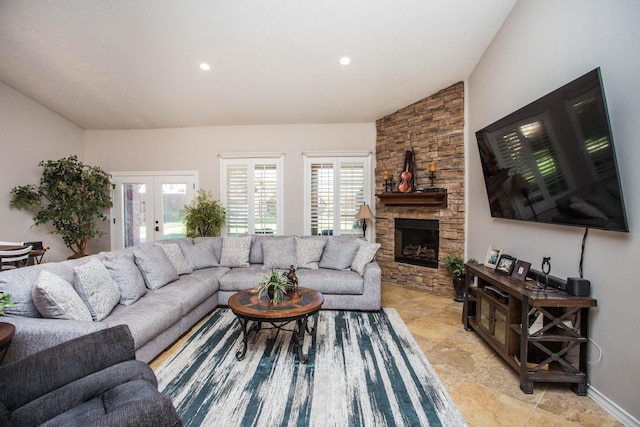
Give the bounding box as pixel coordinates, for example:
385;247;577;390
199;63;211;71
339;57;351;66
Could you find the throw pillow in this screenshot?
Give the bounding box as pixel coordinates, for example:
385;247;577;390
351;242;381;275
160;243;193;275
219;236;252;268
178;238;219;270
32;271;92;321
262;236;296;269
103;255;148;305
133;245;179;290
295;237;326;269
73;258;121;321
319;237;361;271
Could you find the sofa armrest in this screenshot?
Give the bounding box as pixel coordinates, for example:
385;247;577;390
0;316;107;366
0;325;135;412
362;261;382;310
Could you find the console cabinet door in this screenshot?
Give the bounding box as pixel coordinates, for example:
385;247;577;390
476;290;507;352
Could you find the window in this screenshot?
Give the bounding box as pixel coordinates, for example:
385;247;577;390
303;152;372;237
220;155;283;236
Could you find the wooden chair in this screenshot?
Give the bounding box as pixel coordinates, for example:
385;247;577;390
0;242;33;271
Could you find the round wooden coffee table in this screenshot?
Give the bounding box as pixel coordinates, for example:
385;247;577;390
228;286;324;364
0;322;16;364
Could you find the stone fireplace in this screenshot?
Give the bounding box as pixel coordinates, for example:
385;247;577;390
375;82;465;297
394;219;439;268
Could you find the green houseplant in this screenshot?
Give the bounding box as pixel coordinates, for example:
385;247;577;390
0;292;15;316
444;254;478;302
180;190;226;238
10;156;112;259
256;268;291;304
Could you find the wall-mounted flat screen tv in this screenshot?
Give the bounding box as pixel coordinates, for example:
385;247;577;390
475;68;628;232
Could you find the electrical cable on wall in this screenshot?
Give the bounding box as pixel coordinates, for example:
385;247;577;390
579;227;589;279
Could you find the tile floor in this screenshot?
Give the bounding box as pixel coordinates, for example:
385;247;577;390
381;282;623;427
151;282;623;426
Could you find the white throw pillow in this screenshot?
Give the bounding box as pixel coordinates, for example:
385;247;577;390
351;242;381;275
32;271;92;321
295;237;326;269
219;236;252;268
73;258;121;321
160;243;193;275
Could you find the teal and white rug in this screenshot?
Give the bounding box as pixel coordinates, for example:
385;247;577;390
156;308;466;426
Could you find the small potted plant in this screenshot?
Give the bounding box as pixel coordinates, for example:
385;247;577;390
444;254;478;302
256;268;291;304
0;291;15;316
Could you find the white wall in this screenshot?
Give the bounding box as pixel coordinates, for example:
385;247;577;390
0;82;85;262
467;0;640;422
84;123;376;252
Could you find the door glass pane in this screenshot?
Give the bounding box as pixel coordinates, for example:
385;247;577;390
494;308;506;346
124;184;147;248
162;183;187;239
479;297;490;331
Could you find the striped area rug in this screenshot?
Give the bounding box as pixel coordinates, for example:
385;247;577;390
156;308;466;427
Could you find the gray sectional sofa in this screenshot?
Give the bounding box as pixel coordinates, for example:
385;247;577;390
0;235;381;366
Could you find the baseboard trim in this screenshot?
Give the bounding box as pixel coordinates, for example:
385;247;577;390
589;386;639;426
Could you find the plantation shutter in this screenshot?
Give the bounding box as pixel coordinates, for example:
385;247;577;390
305;154;370;237
225;163;249;236
254;163;278;234
570;94;614;179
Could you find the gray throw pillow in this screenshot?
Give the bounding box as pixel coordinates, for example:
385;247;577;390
295;237;326;269
351;242;381;275
73;258;121;321
220;236;252;268
32;271;92;321
133;245;179;290
179;238;219;270
103;255;148;305
319;237;361;271
160;243;193;275
262;236;296;269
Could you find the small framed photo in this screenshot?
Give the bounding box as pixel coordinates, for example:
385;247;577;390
495;254;517;276
512;260;531;281
484;245;503;269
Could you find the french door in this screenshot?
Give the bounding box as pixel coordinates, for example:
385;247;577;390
111;172;197;249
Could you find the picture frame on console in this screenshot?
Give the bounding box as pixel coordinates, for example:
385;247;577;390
495;254;516;276
484;245;503;269
512;260;531;281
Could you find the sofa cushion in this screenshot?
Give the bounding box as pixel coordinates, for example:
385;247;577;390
219;265;271;292
262;236;296;269
194;236;223;263
73;259;121;321
178;238;219;270
149;268;226;316
104;255;148;306
319;237;361;271
295;237;326;269
159;243;193;275
351;242;381;275
32;271;93;321
133;245;179;290
295;269;364;295
220;236;252;268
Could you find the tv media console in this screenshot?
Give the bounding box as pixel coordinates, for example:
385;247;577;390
462;264;597;395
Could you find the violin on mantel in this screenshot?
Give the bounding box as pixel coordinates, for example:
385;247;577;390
398;150;414;193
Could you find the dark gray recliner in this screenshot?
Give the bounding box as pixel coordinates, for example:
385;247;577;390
0;325;181;426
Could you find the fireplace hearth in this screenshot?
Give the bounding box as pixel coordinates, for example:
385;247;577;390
394;219;439;268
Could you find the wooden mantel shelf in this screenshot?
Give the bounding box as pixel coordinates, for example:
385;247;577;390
376;190;448;208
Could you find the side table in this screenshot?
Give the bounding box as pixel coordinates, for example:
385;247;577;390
0;322;16;365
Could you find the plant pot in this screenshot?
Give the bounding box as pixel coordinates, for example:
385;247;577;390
452;276;466;302
267;287;275;302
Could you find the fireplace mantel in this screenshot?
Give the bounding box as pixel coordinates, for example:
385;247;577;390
376;191;448;208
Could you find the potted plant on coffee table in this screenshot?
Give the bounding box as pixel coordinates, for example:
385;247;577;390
256;268;291;305
444;254;478;302
0;292;15;316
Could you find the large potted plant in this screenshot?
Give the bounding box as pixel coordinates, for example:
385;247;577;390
10;156;112;259
444;254;478;302
180;190;226;238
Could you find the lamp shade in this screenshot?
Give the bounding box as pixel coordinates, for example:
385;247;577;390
356;203;373;220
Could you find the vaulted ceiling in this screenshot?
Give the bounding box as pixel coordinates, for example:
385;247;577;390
0;1;516;130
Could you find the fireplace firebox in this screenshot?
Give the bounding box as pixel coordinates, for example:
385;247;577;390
394;219;439;268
